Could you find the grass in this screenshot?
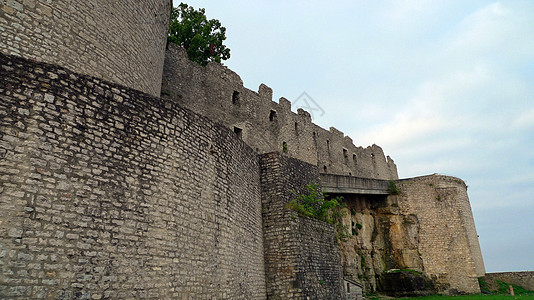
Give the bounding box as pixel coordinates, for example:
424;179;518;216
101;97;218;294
401;295;534;300
367;278;534;300
399;282;534;300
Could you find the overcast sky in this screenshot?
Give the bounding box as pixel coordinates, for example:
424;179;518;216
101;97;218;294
175;0;534;273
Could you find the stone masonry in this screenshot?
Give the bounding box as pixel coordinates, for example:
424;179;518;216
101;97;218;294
162;44;398;180
0;0;171;96
0;2;487;298
0;53;266;299
260;152;343;299
396;175;485;294
484;272;534;291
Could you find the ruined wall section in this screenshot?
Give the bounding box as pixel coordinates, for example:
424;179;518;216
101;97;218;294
396;174;484;294
162;44;398;180
484;272;534;291
313;125;398;179
0;0;171;96
260;152;343;299
0;53;266;299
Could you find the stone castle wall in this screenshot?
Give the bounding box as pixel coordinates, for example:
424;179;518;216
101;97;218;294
484;272;534;291
0;2;488;297
0;0;171;96
396;174;485;294
0;53;266;299
260;152;343;299
162;44;398;180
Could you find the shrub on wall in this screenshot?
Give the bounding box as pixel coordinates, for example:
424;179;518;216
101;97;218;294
286;183;343;223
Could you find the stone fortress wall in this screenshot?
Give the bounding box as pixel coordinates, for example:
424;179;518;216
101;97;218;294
396;175;485;293
0;52;268;299
260;153;343;299
0;52;344;298
161;43;486;294
161;45;398;180
0;1;488;298
0;0;171;97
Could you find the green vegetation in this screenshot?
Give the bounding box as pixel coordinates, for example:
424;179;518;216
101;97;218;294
357;250;366;269
286;183;350;241
401;279;534;300
336;222;350;242
286;183;343;223
168;3;231;65
479;277;490;293
351;222;362;236
495;280;534;296
388;180;400;195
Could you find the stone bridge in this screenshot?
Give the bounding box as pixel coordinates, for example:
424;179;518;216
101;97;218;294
320;174;390;195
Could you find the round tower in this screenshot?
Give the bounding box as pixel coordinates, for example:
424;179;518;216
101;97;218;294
0;0;172;96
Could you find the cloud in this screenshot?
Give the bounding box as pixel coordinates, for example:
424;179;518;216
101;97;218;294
511;109;534;130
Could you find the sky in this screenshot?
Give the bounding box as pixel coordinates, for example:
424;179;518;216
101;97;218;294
174;0;534;273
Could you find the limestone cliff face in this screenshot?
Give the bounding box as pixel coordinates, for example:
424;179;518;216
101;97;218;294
337;194;423;292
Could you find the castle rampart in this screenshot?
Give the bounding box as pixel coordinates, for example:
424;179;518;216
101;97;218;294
396;174;485;293
161;44;398;180
0;0;171;96
260;153;343;299
0;3;488;298
0;53;267;298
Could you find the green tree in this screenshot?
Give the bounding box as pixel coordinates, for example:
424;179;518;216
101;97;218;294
168;3;231;66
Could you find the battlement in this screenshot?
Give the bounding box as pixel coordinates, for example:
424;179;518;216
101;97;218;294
162;44;398;180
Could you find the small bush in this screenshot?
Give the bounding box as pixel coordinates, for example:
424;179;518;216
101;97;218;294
388;180;400;195
286;183;343;223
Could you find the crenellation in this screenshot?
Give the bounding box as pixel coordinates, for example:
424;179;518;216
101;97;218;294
162;43;398;179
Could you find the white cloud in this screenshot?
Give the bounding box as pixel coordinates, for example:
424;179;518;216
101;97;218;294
511;109;534;130
449;2;510;50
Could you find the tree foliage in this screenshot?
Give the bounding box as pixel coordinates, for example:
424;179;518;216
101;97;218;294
168;3;231;66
